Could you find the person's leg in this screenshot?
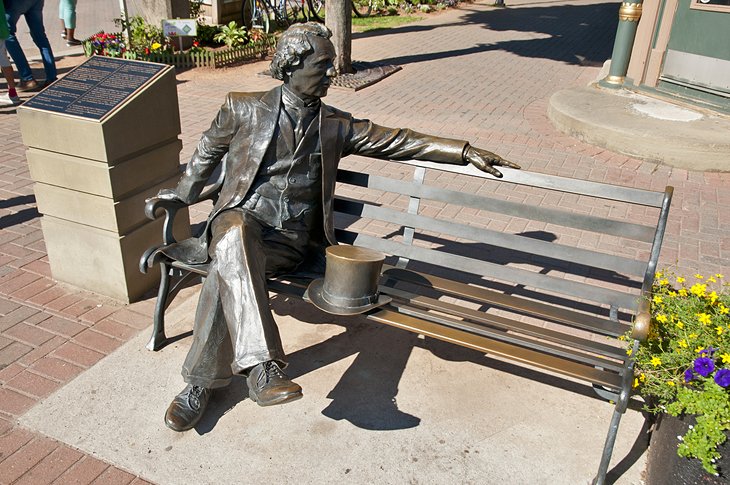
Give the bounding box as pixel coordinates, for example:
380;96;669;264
59;0;67;38
59;0;79;43
24;0;57;82
5;4;33;83
0;40;20;105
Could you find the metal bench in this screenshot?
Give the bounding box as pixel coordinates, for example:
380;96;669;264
140;158;672;485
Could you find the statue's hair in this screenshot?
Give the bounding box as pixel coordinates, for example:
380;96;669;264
270;22;332;81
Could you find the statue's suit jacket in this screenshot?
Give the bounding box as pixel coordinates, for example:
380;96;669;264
169;85;469;264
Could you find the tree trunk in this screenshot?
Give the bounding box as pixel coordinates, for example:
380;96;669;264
325;0;354;74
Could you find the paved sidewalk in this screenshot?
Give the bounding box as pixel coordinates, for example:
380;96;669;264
1;1;728;484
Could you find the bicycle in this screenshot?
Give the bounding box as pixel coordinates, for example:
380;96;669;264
242;0;316;34
304;0;378;22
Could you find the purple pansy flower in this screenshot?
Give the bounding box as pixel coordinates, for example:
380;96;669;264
714;369;730;388
684;369;695;382
698;347;717;357
694;357;715;377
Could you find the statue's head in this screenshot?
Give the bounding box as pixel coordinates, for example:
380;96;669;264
270;22;336;101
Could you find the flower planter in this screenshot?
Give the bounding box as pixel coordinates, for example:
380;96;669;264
83;32;277;69
646;413;730;484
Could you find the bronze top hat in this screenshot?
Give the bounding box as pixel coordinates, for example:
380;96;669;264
304;245;391;315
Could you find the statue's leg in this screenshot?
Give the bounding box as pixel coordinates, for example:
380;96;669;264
208;210;302;374
167;263;232;432
180;261;235;390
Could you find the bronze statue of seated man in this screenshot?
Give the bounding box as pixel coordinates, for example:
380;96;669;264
156;22;519;432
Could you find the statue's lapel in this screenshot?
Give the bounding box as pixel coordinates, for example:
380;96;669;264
319;104;344;244
248;86;281;165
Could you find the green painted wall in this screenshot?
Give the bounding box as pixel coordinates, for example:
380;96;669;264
667;0;730;61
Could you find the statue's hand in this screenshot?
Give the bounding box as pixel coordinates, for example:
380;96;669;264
154;188;183;202
465;146;520;178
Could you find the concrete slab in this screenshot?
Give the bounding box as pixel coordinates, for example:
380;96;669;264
548;86;730;171
20;287;648;484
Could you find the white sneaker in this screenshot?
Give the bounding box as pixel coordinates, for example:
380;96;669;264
0;93;21;106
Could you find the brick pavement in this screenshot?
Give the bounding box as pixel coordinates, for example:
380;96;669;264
1;1;728;483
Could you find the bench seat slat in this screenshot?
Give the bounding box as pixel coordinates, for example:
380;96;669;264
380;283;627;363
343;232;641;311
335;199;648;277
390;301;624;373
367;308;624;390
338;171;658;241
382;267;632;337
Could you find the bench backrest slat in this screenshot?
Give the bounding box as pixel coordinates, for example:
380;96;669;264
335;198;649;277
334;160;672;318
388;161;666;207
342;231;641;310
338;170;658;242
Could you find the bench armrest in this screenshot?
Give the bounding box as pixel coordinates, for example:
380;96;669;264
631;298;651;342
144;175;224;245
144;197;188;246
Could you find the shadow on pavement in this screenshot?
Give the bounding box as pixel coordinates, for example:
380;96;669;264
373;2;617;67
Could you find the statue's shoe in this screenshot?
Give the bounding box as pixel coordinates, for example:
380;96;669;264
164;384;211;431
246;361;303;406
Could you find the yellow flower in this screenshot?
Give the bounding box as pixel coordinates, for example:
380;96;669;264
679;289;688;297
717;326;724;335
676;276;686;284
656;314;668;324
690;283;707;296
720;305;729;315
667;381;675;387
721;353;730;364
689;333;698;339
633;378;639;388
659;278;669;286
697;313;712;325
626;348;633;356
708;277;717;283
651;356;662;367
678;339;688;348
715;273;724;279
695;274;704;279
708;291;719;303
668;291;677;297
696;346;705;353
640;373;646;382
151;42;162;50
653;295;663;304
655;271;663;279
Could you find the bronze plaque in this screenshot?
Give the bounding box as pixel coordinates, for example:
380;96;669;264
22;56;167;121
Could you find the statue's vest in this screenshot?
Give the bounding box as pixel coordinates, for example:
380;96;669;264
242;110;322;233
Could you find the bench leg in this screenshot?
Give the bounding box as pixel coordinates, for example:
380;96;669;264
146;263;171;351
594;406;623;485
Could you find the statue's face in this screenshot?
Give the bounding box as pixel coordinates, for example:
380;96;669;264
286;36;336;101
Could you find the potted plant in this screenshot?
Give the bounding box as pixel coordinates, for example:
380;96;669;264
629;271;730;481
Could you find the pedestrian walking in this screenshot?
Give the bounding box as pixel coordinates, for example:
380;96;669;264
5;0;58;91
0;1;20;104
59;0;81;46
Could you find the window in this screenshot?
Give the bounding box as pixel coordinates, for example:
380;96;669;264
691;0;730;13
